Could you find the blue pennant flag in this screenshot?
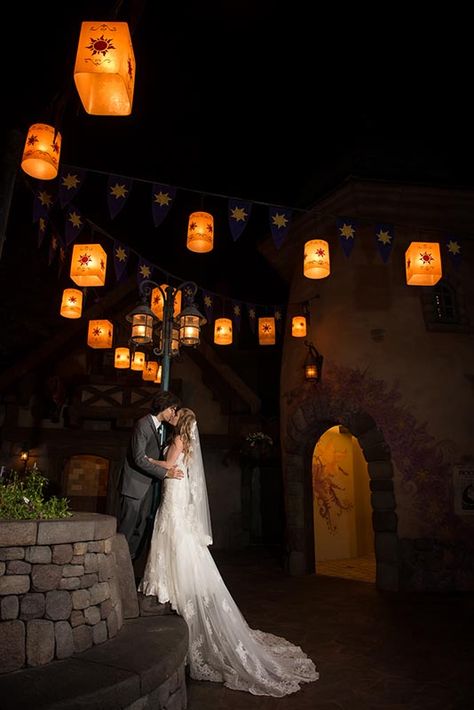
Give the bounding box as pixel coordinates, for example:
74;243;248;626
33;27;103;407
202;291;214;323
107;174;133;220
274;305;284;334
58;166;85;207
113;240;130;282
232;300;242;332
247;303;256;334
444;235;462;270
375;223;395;263
64;203;85;245
33;182;56;222
38;217;48;248
137;257;154;285
269;206;292;249
337;217;357;258
151;183;176;227
228;199;252;242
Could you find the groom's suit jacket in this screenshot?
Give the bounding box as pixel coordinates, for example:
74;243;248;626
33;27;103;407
119;414;168;500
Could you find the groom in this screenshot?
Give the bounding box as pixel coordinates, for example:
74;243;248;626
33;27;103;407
117;390;183;561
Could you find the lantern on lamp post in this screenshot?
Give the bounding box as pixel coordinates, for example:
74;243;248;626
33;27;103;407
303;340;323;382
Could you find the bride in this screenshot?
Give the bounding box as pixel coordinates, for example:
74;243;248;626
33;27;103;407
139;407;319;697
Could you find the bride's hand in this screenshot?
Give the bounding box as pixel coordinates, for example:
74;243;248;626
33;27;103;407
167;466;184;479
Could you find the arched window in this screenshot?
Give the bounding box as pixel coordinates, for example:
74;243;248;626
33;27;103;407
432;281;458;324
421;278;470;332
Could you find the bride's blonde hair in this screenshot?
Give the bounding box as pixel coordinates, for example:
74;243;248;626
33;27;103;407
174;407;196;462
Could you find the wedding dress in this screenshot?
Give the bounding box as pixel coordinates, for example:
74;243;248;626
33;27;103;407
139;424;318;697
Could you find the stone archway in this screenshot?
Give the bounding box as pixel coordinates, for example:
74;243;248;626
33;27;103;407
283;392;399;591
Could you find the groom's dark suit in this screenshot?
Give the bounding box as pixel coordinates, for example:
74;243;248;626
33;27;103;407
118;413;168;560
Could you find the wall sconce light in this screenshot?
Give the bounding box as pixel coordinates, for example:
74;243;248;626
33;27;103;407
19;443;30;472
304;340;323;382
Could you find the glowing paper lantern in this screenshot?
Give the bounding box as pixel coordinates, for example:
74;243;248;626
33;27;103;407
70;243;107;286
187;211;214;253
114;347;130;369
304;239;330;279
154;365;162;384
143;361;159;381
60;288;83;319
292;316;307;337
87;320;113;348
151;285;182;320
74;21;135;116
21;123;61;180
405;241;442;286
258;317;276;345
214;318;233;345
131;351;145;371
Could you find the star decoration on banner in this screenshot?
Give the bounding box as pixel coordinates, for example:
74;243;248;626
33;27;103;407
62;173;80;190
445;236;462;269
139;263;151;279
447;239;461;256
68;209;82;229
113;240;130;282
136;258;154;285
202;292;214;322
269;207;292;249
272;212;288;229
247;304;256;333
231;206;248;222
115;245;128;262
153;191;172;207
151;183;176;227
38;217;47;247
232;301;242;332
33;185;56;222
337;217;357;258
375;224;395;263
110;183;128;199
64;205;84;245
38;190;54;209
228;199;252;242
107;174;133;219
274;307;283;333
376;229;392;245
58;166;85;207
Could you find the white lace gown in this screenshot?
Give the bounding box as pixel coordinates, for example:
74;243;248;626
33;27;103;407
139;452;319;697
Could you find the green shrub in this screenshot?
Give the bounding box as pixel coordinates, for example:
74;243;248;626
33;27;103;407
0;463;72;520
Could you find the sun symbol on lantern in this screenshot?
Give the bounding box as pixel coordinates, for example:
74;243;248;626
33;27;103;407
263;323;272;333
419;251;434;265
93;327;102;337
78;253;92;267
316;248;325;257
27;134;38;147
68;296;77;305
86;35;115;57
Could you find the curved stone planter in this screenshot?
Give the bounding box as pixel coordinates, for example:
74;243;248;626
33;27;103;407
0;513;122;673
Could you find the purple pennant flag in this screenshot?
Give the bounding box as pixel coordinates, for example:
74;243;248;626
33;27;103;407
247;303;256;334
38;216;48;248
48;231;59;266
64;203;85;245
375;223;395;263
232;300;242;332
57;234;66;277
113;239;130;282
151;183;176;227
274;306;284;334
33;182;56;222
202;291;214;323
228;199;252;242
444;235;462;270
107;174;133;220
269;206;292;249
137;257;154;285
58;165;85;207
337;217;357;258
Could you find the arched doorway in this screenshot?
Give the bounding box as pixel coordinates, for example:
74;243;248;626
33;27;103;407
63;454;110;513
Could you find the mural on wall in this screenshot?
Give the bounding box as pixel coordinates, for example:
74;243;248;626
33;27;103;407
312;442;352;535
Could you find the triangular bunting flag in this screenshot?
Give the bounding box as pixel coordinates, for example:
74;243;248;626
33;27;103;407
137;257;154;284
247;303;256;333
269;206;292;249
202;291;214;323
228;199;252;242
375;223;395;263
445;235;462;270
232;300;242;332
58;166;86;207
48;231;59;266
107;174;133;219
337;217;357;258
38;216;48;248
64;203;85;245
151;183;176;227
113;240;130;282
57;234;66;277
33;182;56;222
274;305;283;334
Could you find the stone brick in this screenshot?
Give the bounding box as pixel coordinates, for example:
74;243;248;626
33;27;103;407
51;544;73;565
0;620;25;672
54;620;74;659
37;517;95;545
87;541;105;553
100;598;113;619
73;542;88;555
6;560;31;575
62;564;84;577
89;581;110;605
70;609;85;627
84;552;99;573
84;605;101;625
1;595;19;620
25;546;51;564
93;515;116;541
26;619;55;666
0;547;25;561
80;573;98;588
98;553;114;582
0;522;36;547
45;590;73;621
59;577;81;590
71;555;85;565
0;575;30;595
92;619;108;645
0;562;4;575
104;538;114;554
72;623;93;653
20;593;46;620
106;608;118;638
72;588;91;610
31;564;62;592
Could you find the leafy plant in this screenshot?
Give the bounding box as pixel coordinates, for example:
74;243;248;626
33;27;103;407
0;463;72;520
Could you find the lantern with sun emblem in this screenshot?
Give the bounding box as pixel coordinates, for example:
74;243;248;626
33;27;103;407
292;315;307;338
87;320;113;348
74;21;136;116
70;244;107;286
60;288;83;319
130;351;145;371
114;347;130;369
142;361;159;381
187;211;214;253
405;241;442;286
21;123;62;180
214;318;233;345
304;239;330;279
154;364;163;384
151;285;182;320
258;317;276;345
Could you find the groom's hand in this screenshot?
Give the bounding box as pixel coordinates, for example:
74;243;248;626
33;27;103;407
167;466;184;479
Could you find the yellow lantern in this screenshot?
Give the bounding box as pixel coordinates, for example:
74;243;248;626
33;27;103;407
405;241;442;286
151;285;182;320
214;318;232;345
304;239;330;279
60;288;83;319
131;351;145;371
114;347;130;369
74;21;135;116
154;364;162;384
292;316;307;337
21;123;61;180
187;211;214;253
143;361;159;381
258;317;276;345
87;320;113;348
70;243;107;287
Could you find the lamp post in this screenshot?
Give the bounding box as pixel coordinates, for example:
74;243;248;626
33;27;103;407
126;279;206;392
304;340;324;383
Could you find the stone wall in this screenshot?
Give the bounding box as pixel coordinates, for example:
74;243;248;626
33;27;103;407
0;513;122;673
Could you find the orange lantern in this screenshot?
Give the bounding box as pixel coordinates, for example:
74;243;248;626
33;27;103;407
258;317;276;345
154;364;162;384
405;241;442;286
130;351;145;371
187;211;214;253
292;315;307;337
87;319;113;348
21;123;61;180
304;239;330;279
60;288;83;319
151;285;182;320
74;21;136;116
70;243;107;286
214;318;233;345
114;347;130;369
143;361;159;381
